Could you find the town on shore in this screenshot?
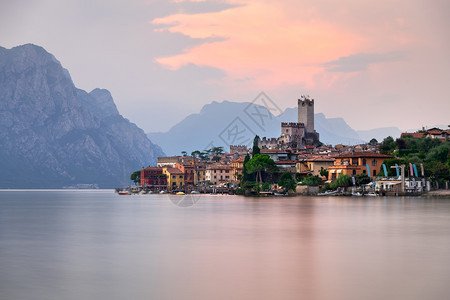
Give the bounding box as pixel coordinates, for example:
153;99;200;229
122;96;449;196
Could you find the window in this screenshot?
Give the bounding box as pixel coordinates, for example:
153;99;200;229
172;175;175;178
362;158;367;165
363;170;366;174
372;159;377;166
214;170;216;173
180;175;183;178
373;170;377;176
352;170;356;175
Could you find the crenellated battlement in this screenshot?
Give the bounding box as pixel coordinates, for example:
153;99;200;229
281;122;305;128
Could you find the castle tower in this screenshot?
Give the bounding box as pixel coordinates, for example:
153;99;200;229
298;96;314;133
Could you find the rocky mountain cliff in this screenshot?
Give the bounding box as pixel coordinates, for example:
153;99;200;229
0;44;164;188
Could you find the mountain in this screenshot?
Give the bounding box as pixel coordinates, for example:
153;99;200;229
357;127;402;143
148;101;366;156
0;44;164;188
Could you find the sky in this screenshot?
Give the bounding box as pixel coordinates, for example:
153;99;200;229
1;0;449;133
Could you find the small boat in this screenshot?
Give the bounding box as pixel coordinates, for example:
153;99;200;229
366;192;378;197
191;191;200;194
318;190;338;196
274;192;287;196
176;192;185;195
118;190;130;195
352;192;363;197
159;190;167;194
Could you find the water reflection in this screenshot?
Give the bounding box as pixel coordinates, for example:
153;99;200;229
1;191;449;300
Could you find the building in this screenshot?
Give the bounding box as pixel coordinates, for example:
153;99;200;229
328;152;392;180
157;156;194;168
231;157;245;182
279;122;305;148
401;127;449;141
205;165;233;185
298;95;314;133
230;145;248;153
257;95;320;150
260;149;299;162
175;162;195;185
140;167;167;190
162;167;185;190
296;157;335;176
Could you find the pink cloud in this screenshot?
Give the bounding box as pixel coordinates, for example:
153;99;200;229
152;1;363;90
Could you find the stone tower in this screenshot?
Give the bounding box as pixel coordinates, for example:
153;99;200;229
298;95;314;133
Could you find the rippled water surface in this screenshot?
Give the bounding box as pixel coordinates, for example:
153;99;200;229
1;190;450;300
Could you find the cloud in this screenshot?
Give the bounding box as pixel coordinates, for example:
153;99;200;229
323;52;407;72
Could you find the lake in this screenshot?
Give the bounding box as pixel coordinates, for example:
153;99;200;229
1;190;449;300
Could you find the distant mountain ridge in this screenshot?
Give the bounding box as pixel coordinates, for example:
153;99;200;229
0;44;164;188
148;100;402;156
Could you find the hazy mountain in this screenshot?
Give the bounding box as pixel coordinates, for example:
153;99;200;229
0;44;164;188
357;127;402;142
278;108;363;145
148;101;366;155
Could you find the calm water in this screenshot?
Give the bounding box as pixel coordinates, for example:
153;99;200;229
1;191;450;300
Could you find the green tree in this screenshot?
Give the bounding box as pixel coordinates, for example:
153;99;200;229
191;150;201;158
369;138;378;145
242;153;252;182
301;175;323;186
380;136;396;154
354;174;371;185
252;135;260;156
246;154;278;184
181;151;187;156
329;174;352;189
130;170;141;185
261;182;271;191
319;167;329;178
278;172;296;192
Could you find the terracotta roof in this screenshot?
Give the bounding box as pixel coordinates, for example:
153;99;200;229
206;165;232;170
260;149;287;153
232;157;246;163
401;132;425;138
164;168;184;174
337;152;392;159
142;166;161;171
275;160;297;164
304;158;335;162
427;130;445;135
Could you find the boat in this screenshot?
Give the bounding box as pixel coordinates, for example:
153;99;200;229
176;192;185;195
352;191;363;197
317;190;338;196
274;192;287;196
118;190;130;195
159;190;167;194
366;192;378;197
191;191;200;194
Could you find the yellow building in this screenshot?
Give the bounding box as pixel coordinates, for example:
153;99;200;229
231;157;245;182
328;152;392;180
296;157;335;176
162;167;185;190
